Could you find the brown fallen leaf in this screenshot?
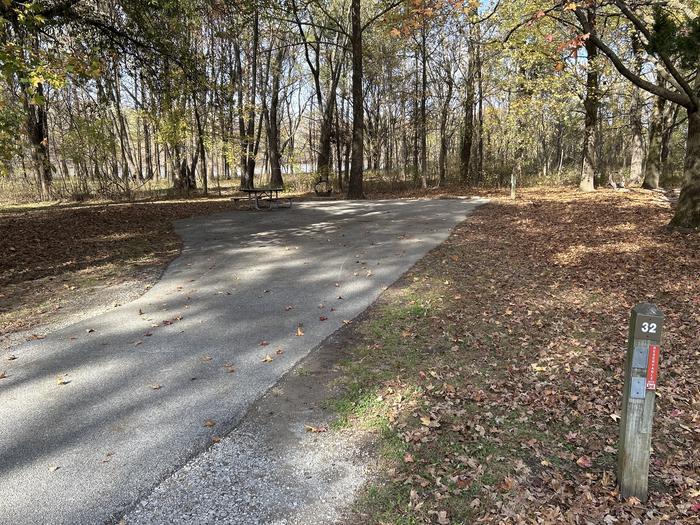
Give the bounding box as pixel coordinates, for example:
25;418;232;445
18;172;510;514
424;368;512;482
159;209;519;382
260;340;270;346
150;384;162;390
319;316;328;321
48;465;60;472
285;305;294;311
212;436;221;444
296;326;305;336
342;320;352;325
403;453;414;463
7;355;17;361
0;370;7;379
56;375;70;385
203;419;216;428
626;496;642;506
437;511;450;525
576;455;593;468
86;328;94;333
201;355;213;362
262;355;273;363
304;424;328;433
275;348;284;355
223;363;236;373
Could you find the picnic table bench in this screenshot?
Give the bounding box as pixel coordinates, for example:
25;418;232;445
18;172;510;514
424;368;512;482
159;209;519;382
233;187;292;210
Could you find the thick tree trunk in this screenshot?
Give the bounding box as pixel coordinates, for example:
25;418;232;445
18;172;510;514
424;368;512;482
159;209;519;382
24;83;52;199
347;0;364;199
670;109;700;229
643;95;665;189
580;11;599;192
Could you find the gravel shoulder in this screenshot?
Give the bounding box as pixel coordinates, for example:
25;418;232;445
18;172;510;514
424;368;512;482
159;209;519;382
124;311;377;525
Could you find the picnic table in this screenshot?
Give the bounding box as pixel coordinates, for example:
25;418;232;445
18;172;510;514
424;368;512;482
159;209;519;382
237;187;292;210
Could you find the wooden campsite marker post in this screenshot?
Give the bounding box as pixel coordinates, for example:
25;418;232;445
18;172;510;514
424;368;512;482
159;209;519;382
618;303;664;502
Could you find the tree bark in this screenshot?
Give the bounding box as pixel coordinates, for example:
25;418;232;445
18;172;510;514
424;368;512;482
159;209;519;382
419;21;428;189
347;0;364;199
628;36;644;186
660;103;679;187
438;71;453;186
24;83;52;199
267;47;284;188
580;7;599;192
460;60;475;183
643;94;665;189
670;109;700;229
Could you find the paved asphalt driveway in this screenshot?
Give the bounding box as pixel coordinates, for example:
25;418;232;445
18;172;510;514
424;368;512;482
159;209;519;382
0;198;483;524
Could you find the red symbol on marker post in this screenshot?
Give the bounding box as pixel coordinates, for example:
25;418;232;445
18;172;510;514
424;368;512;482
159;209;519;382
646;345;660;390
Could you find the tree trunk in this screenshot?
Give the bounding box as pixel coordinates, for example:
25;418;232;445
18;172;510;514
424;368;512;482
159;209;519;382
580;8;599;192
347;0;364;199
419;22;428;189
268;48;284;188
629;36;644;186
438;73;453;186
24;83;52;199
670;109;700;229
460;68;475;183
660;103;679;187
643;94;665;189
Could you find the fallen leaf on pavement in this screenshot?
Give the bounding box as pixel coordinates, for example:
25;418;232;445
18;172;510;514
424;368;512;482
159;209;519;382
262;355;273;362
203;419;216;428
150;384;162;390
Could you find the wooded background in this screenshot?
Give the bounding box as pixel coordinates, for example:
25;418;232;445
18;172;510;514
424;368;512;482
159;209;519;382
1;1;699;226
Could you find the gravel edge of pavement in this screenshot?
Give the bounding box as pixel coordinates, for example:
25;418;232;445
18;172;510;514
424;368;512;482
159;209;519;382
119;302;383;525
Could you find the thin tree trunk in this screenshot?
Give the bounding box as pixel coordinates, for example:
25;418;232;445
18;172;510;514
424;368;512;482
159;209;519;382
580;7;599;192
419;22;428;189
347;0;364;199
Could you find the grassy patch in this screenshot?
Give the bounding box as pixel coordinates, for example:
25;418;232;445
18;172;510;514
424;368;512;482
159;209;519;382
332;188;700;524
